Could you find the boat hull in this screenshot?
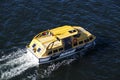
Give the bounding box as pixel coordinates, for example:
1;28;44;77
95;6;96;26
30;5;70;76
27;41;96;64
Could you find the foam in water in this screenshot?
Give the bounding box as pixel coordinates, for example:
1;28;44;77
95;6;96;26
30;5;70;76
0;48;39;80
39;59;75;78
0;48;76;80
0;49;23;62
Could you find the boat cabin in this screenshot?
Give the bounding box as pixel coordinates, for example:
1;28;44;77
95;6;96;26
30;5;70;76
27;25;95;58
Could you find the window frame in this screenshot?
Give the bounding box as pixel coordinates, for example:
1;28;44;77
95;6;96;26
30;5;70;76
89;36;93;40
37;48;41;52
79;41;83;44
84;39;89;43
32;44;36;48
53;49;58;53
48;51;52;55
59;47;64;51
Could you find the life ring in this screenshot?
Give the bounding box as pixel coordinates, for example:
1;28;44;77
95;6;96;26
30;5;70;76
42;32;47;35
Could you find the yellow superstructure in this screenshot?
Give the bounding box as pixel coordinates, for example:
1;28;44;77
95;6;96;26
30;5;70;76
27;25;96;58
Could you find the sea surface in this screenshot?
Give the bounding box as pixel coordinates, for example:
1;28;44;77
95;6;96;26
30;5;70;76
0;0;120;80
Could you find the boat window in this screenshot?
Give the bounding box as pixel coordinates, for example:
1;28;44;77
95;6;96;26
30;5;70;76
37;48;41;52
48;51;52;55
86;39;89;42
59;47;63;51
73;33;81;38
73;42;77;46
79;41;83;44
53;49;58;53
32;44;36;48
84;39;89;43
84;39;87;43
89;36;93;40
69;30;76;33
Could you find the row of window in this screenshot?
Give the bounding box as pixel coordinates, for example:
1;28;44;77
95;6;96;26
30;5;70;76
48;47;64;55
32;36;93;53
73;36;93;46
32;44;64;54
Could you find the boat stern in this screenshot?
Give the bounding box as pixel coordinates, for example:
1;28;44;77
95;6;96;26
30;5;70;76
26;39;47;63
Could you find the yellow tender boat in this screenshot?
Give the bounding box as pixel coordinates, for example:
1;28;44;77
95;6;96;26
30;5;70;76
26;25;96;64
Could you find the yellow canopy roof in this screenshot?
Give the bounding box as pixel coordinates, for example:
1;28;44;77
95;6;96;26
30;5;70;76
50;25;78;39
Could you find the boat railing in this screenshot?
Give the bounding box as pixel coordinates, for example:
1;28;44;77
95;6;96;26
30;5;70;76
46;37;61;50
34;30;53;38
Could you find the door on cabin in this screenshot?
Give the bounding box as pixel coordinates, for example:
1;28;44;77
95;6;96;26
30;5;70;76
63;37;72;50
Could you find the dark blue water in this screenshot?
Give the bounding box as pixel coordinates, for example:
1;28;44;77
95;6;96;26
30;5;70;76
0;0;120;80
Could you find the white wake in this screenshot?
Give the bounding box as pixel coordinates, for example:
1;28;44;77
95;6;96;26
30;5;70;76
0;48;39;80
39;59;75;78
0;48;76;80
